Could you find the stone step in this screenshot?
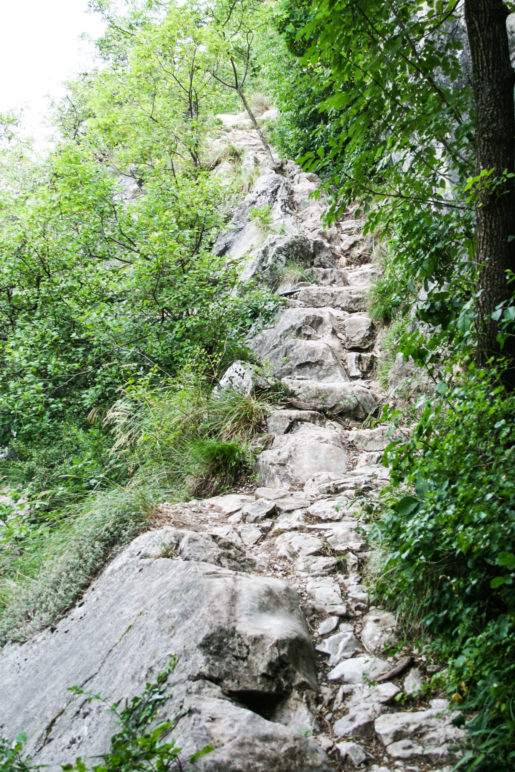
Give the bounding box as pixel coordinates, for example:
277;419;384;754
344;351;376;378
282;378;378;419
338;312;375;350
309;267;349;285
267;408;325;435
296;285;369;312
255;337;349;382
256;422;348;489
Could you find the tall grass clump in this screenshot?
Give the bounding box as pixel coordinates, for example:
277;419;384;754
0;378;270;644
106;377;269;498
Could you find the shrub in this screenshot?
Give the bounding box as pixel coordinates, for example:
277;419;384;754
373;361;515;770
0;484;153;645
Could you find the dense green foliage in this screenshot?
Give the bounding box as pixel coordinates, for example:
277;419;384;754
375;365;515;769
0;0;278;641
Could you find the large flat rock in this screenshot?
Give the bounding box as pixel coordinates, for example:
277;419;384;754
0;527;330;771
282;379;378;418
256;423;348;488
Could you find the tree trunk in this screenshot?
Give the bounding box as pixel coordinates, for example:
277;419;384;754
237;87;277;168
464;0;515;385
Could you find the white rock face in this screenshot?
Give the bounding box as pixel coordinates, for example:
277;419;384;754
404;667;424;695
374;702;467;764
336;740;369;766
267;408;324;435
281;378;378;418
217;360;257;395
256;423;347;487
0;528;330;771
333;682;400;736
342;312;375;349
298;285;368;312
250;306;343;359
328;654;390;683
361;609;398;653
316;627;360;665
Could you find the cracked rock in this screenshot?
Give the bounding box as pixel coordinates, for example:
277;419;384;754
315;626;359;665
361;609;398;654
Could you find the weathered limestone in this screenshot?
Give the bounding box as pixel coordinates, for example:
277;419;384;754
256;423;347;488
361;608;399;654
297;285;368;312
281;378;378;418
249;306;343;359
0;528;329;770
333;682;400;737
341;312;375;349
374;701;467;765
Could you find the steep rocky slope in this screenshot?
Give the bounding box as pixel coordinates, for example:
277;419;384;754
0;115;465;771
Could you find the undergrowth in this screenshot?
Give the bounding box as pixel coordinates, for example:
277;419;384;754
277;260;318;287
0;379;271;644
372;361;515;771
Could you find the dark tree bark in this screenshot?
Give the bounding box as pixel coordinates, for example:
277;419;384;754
464;0;515;385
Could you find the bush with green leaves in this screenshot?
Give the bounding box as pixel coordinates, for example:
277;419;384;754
373;361;515;770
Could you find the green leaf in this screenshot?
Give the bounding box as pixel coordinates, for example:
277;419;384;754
393;495;420;516
497;552;515;568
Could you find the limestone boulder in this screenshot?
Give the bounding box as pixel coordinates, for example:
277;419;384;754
214;173;297;261
281;378;378;418
316;626;360;665
328;655;390;683
249;306;343;359
310;267;349;285
258;338;348;381
240;233;336;289
361;608;398;654
333;682;399;737
344;352;375;378
341;313;374;349
374;700;467;765
0;528;329;771
256;423;347;488
267;409;324;435
216;360;264;396
297;285;368;312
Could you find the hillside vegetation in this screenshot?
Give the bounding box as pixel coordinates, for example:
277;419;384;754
0;1;513;769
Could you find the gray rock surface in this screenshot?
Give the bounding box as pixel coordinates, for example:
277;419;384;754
217;360;263;395
374;702;467;764
333;682;400;736
342;312;374;349
256;423;347;487
281;378;378;417
361;608;398;653
0;528;330;770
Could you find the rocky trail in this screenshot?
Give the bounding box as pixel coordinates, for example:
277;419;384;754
0;116;465;771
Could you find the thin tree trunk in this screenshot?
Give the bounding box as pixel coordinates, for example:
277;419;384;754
464;0;515;385
237;87;277;167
